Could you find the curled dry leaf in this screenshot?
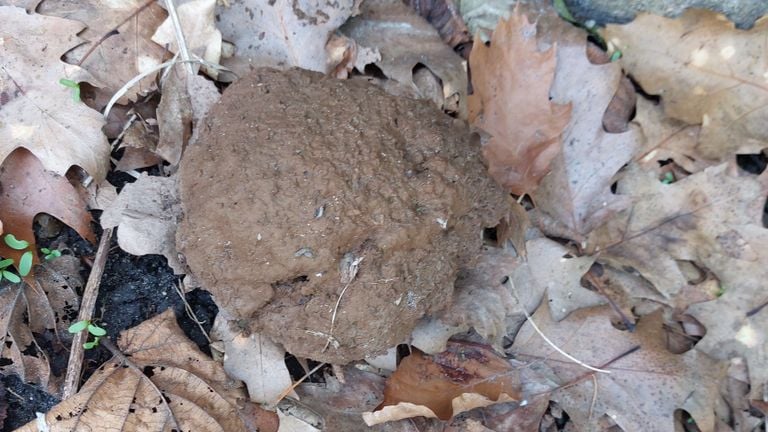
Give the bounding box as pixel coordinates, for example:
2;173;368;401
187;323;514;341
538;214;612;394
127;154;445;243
406;0;471;47
38;0;167;103
18;309;278;432
341;0;468;116
534;30;641;237
0;149;94;267
468;9;571;195
0;6;110;182
100;174;185;274
216;0;358;76
363;341;521;425
604;10;768;161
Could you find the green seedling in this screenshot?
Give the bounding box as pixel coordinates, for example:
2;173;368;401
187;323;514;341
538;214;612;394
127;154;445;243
610;50;623;62
716;285;726;297
0;259;20;283
40;248;62;261
660;172;675;184
58;78;81;102
18;251;32;277
68;319;108;349
4;234;29;250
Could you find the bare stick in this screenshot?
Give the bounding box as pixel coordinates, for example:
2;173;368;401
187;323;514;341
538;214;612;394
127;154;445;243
62;228;113;399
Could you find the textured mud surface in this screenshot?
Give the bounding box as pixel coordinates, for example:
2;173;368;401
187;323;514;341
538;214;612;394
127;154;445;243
177;68;506;363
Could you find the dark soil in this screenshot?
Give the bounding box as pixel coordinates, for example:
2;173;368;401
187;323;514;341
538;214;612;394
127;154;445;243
1;225;218;431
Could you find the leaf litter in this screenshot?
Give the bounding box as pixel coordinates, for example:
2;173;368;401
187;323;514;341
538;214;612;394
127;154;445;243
0;0;767;430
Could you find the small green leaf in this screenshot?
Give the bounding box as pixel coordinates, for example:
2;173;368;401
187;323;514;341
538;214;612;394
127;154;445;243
87;324;107;337
83;337;101;349
59;78;78;88
660;172;675;184
0;259;14;269
2;271;20;283
68;320;90;333
610;50;623;62
18;251;33;276
4;234;29;250
41;248;51;254
554;0;577;23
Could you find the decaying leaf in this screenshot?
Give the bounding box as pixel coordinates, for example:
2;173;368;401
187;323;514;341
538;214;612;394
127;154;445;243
19;309;278;432
37;0;167;103
604;10;768;161
468;9;571;195
512;306;727;431
534;33;641;237
457;0;516;42
100;174;184;274
0;255;83;395
216;0;358;76
341;0;468;116
406;0;471;47
0;149;94;267
0;6;110;181
363;341;521;425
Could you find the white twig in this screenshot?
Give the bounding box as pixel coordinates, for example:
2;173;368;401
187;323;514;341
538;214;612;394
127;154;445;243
505;277;611;374
164;0;194;76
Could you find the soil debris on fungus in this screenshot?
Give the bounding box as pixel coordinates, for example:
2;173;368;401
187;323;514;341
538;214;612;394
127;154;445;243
177;68;506;363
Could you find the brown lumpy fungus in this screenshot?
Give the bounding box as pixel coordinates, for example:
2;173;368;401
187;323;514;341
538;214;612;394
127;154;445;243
177;68;507;363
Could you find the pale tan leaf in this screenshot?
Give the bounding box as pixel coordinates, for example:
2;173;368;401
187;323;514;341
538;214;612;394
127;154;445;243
19;309;276;432
512;306;727;431
604;10;768;161
534;33;641;236
526;238;604;321
341;0;467;116
468;9;571;195
152;0;222;78
216;0;358;75
38;0;167;103
100;174;185;274
222;332;293;405
633;97;712;175
0;6;110;181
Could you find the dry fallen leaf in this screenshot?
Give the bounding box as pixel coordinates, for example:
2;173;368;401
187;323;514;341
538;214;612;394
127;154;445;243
0;6;110;181
534;33;641;237
100;174;184;274
589;163;766;301
216;0;358;75
341;0;467;115
0;149;94;267
18;309;278;432
525;237;604;321
633;97;711;175
468;9;571;195
152;0;222;78
512;306;727;431
604;10;768;161
215;325;294;405
686;224;768;400
38;0;167;103
363;341;521;425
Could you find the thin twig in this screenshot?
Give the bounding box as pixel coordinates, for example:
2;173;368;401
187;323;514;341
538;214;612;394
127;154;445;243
504;277;611;374
164;0;194;76
271;362;326;406
174;279;211;344
62;228;113;399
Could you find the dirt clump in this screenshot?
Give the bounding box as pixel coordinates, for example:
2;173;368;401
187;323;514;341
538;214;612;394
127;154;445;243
177;68;506;363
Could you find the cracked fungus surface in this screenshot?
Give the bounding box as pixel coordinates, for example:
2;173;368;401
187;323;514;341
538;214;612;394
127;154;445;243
177;68;506;363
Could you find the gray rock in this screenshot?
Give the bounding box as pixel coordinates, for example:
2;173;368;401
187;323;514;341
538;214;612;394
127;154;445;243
565;0;768;28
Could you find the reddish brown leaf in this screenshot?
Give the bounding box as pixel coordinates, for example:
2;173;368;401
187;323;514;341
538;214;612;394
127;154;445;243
0;148;94;265
364;341;521;425
468;8;571;195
